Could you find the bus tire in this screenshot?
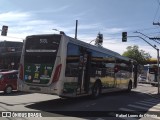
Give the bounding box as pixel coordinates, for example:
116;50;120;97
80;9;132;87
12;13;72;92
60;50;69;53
127;81;132;92
91;81;101;98
4;86;13;94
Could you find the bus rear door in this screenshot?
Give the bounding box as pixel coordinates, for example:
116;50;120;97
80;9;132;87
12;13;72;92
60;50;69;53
77;52;91;94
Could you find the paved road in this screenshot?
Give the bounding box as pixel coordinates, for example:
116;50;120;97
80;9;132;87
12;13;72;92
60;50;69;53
0;83;159;120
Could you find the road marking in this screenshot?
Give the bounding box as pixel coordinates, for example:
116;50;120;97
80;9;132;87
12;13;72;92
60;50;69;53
119;108;142;114
128;104;160;111
95;118;105;120
138;101;160;105
128;104;149;110
145;99;160;102
119;107;137;111
135;102;155;107
136;102;160;110
91;103;96;106
136;102;158;107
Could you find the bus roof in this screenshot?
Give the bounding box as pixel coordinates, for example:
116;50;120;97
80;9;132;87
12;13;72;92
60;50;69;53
66;35;134;62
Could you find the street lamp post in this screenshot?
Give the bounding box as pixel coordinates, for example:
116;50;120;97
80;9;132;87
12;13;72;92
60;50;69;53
157;49;160;94
52;29;60;32
52;29;65;35
133;31;160;94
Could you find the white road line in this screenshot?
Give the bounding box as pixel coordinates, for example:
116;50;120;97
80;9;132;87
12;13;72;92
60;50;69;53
119;108;142;114
136;102;160;110
128;104;160;111
135;102;156;107
145;99;160;102
138;101;160;105
119;107;137;112
95;118;105;120
128;104;149;110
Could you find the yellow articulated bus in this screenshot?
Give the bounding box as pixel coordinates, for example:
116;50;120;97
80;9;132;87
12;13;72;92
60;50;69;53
18;33;138;98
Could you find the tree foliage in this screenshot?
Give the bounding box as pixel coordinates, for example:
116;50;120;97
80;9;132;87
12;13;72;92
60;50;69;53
122;45;151;65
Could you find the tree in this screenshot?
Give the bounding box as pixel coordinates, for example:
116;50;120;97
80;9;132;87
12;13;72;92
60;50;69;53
122;45;151;65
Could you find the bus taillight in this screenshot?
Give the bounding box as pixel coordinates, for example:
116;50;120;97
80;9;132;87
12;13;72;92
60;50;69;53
19;64;24;80
52;64;62;83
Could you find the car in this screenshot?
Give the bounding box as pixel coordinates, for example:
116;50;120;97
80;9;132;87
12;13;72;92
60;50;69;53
138;76;147;82
0;70;18;94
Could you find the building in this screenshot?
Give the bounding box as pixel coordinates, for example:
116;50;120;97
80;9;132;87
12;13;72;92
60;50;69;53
0;41;23;70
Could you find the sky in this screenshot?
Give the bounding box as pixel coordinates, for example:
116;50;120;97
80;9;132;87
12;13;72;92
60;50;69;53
0;0;160;58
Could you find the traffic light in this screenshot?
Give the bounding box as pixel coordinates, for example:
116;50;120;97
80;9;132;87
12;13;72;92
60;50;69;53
1;25;8;36
122;32;127;42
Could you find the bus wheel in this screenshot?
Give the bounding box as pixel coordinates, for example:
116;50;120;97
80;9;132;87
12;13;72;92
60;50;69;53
4;86;12;94
92;82;101;98
127;81;132;92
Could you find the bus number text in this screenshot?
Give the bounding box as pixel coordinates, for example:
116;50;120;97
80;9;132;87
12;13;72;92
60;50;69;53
40;39;48;44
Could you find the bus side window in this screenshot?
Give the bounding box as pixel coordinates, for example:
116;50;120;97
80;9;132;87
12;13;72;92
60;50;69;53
65;43;80;77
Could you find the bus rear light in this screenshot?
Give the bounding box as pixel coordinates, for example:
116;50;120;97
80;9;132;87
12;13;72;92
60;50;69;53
52;64;62;83
19;64;24;80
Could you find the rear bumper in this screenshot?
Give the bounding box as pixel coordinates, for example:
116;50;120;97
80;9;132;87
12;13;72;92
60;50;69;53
18;80;60;95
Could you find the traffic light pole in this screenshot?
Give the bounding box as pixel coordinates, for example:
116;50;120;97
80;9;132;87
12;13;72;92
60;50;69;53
157;49;160;94
128;35;160;94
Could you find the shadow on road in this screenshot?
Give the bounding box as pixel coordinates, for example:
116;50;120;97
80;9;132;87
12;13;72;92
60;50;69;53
25;90;158;118
0;91;32;96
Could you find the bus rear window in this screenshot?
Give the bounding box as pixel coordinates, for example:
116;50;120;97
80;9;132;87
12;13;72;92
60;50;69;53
25;55;55;64
24;35;61;64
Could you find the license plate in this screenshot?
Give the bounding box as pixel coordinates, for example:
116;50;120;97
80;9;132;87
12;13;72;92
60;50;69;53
29;87;41;91
33;79;40;83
